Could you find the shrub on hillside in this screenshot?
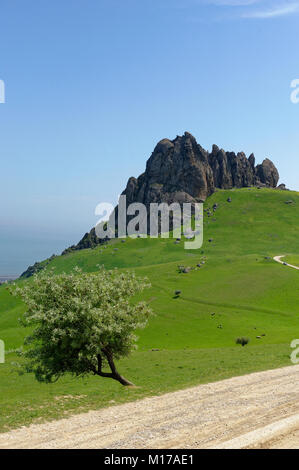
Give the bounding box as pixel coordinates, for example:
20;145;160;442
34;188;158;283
235;337;250;347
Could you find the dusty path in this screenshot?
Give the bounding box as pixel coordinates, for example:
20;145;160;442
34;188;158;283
1;365;299;449
273;255;299;270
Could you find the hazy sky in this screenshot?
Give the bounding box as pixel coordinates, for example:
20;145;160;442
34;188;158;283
0;0;299;274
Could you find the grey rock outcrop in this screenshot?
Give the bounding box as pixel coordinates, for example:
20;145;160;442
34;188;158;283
255;158;279;188
124;132;215;206
122;132;279;207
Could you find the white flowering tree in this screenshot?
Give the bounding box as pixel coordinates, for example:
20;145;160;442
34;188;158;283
11;268;153;386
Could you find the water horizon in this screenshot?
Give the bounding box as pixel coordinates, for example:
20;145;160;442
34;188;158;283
0;274;19;282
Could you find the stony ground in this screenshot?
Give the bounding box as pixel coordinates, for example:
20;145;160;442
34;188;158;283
1;364;299;449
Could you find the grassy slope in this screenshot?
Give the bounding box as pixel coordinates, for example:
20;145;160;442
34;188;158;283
285;255;299;266
0;187;299;431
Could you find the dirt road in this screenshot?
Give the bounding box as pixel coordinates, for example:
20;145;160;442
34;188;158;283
1;364;299;449
273;255;299;270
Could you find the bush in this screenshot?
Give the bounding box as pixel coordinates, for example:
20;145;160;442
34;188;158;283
236;337;250;347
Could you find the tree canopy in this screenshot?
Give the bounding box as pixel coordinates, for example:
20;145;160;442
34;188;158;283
11;267;153;386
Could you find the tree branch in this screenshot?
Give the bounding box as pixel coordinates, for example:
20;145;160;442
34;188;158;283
96;353;114;378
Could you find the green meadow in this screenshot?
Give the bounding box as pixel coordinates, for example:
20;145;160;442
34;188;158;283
0;187;299;432
285;254;299;266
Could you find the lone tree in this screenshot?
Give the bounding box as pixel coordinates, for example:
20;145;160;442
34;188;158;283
11;267;153;386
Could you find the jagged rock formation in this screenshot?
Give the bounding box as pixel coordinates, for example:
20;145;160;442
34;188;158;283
124;133;214;206
66;132;279;253
123;133;278;207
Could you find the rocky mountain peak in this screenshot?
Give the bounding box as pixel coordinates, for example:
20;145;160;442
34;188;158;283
124;132;279;208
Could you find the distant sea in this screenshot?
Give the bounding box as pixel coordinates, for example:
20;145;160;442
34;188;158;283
0;275;19;283
0;233;75;279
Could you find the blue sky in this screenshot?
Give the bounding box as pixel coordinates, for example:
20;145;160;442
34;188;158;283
0;0;299;274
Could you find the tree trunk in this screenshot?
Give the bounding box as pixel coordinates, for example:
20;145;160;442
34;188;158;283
113;372;135;386
96;350;135;386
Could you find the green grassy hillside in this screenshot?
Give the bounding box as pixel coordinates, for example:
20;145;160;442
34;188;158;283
285;255;299;266
1;187;299;431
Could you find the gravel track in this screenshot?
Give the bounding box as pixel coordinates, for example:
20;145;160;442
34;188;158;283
1;364;299;449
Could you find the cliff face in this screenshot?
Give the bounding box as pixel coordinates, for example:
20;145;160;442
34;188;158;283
63;132;279;254
123;132;279;207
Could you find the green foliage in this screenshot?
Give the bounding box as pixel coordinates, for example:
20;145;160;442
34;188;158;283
236;337;250;347
10;268;153;384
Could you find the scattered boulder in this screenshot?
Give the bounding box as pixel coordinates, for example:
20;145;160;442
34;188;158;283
276;183;289;191
183;267;191;273
177;265;191;273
